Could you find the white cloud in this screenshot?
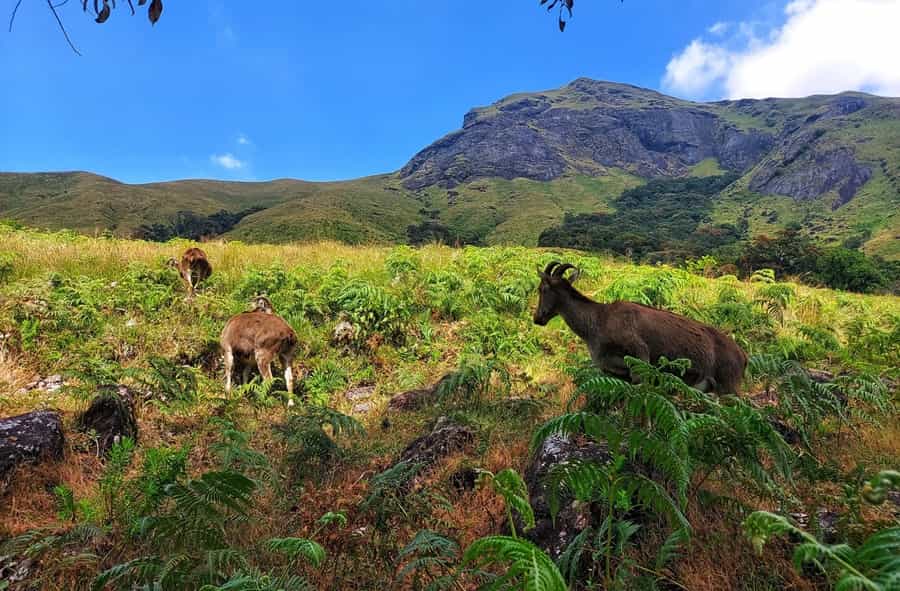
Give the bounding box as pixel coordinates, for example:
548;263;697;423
663;39;733;98
663;0;900;100
707;21;731;36
210;153;245;170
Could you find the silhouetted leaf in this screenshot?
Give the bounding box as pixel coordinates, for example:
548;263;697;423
138;0;147;5
559;16;566;31
148;0;162;25
95;2;110;23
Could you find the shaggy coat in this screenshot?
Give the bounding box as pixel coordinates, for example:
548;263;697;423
169;247;212;297
220;296;298;404
534;262;747;394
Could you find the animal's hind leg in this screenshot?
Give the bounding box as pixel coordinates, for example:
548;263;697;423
255;350;274;384
693;377;713;392
224;347;234;393
281;353;295;407
598;356;631;380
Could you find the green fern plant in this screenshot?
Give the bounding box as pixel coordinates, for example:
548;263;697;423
53;484;100;524
99;436;136;523
93;470;257;590
210;418;273;483
755;283;795;326
745;468;900;591
266;537;326;568
395;530;461;591
141;355;200;408
436;355;512;406
534;357;794;586
198;571;312;591
477;468;535;538
275;404;363;480
361;460;425;531
744;513;900;591
0;523;104;589
545;454;688;589
462;536;567;591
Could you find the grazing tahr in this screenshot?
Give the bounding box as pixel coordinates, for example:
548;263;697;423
533;261;747;394
220;296;298;405
168;247;212;298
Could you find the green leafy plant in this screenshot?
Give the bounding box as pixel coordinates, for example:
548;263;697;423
142;355;200;408
93;470;257;590
266;537;326;568
534;357;794;586
210;418;273;483
361;460;426;531
395;530;461;591
477;468;535;538
53;484;99;524
275;405;363;480
462;536;567;591
744;513;899;591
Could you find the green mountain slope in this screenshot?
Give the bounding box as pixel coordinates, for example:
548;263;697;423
1;79;898;258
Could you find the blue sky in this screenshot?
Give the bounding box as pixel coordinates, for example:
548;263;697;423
2;1;897;183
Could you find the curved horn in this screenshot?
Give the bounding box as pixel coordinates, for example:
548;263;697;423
552;263;577;278
543;261;561;276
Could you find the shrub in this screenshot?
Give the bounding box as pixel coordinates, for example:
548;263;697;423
815;247;886;293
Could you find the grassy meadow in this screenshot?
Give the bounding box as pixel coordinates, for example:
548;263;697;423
0;223;898;590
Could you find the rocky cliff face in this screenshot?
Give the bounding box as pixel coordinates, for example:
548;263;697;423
400;78;890;206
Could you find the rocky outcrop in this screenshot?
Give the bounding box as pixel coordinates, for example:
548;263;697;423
387;373;456;411
400;79;882;205
750;144;871;209
399;416;475;469
0;410;65;483
401;97;773;190
524;434;612;559
77;385;139;454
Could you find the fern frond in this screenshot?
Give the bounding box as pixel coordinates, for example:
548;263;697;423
463;535;567;591
545;459;611;522
487;469;536;533
655;527;690;571
267;537;326;567
531;412;619;452
92;555;164;591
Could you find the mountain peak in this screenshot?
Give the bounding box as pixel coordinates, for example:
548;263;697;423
400;80;895;208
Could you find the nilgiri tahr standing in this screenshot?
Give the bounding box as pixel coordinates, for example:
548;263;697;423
533;261;747;393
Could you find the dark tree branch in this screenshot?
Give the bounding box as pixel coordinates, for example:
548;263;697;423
10;0;160;55
46;0;82;55
8;0;24;33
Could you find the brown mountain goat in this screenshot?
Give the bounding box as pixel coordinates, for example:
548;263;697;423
168;247;212;298
533;261;747;394
220;296;298;405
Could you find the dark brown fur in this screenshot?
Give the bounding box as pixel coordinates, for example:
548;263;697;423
220;296;298;404
534;262;747;394
168;247;212;297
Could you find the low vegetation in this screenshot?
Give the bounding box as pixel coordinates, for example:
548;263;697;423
0;223;897;590
539;175;900;294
